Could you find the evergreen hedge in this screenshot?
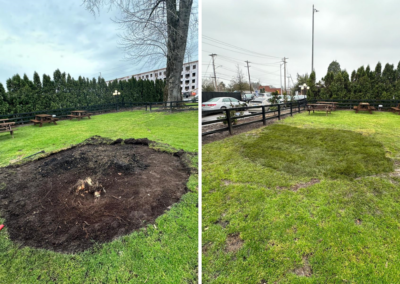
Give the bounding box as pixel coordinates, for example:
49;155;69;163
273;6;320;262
0;69;166;115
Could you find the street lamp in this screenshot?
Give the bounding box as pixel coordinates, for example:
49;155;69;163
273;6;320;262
113;90;121;111
300;83;310;98
312;5;319;74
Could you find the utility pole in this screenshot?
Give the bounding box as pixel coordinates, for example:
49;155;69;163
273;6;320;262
245;60;252;93
209;54;218;92
280;63;283;95
312;5;319;74
283;57;287;95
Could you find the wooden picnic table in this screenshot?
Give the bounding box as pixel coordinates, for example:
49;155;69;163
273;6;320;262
67;110;92;121
391;103;400;115
31;114;58;127
353;102;375;114
0;118;17;138
307;104;332;116
316;101;338;111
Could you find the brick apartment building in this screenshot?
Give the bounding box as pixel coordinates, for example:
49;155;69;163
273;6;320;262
258;85;282;94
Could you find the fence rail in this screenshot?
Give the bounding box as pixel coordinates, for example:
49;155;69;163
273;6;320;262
0;100;198;126
308;99;400;109
202;100;307;136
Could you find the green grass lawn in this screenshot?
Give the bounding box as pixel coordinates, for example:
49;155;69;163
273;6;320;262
202;110;400;283
0;110;198;284
0;110;198;166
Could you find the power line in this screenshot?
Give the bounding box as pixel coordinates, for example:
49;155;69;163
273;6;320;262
203;35;281;59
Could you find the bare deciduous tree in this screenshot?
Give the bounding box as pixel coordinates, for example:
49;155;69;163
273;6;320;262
229;64;249;92
83;0;197;102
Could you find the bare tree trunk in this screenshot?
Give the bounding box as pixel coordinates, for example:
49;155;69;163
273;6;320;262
166;0;192;104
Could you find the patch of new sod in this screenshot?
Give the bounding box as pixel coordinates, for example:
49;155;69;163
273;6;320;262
0;110;198;283
202;111;400;283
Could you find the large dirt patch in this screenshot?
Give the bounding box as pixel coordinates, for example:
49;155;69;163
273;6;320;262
0;137;192;253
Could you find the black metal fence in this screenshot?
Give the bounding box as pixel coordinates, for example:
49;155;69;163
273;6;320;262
202;100;307;136
202;92;242;102
307;99;400;110
0;100;198;126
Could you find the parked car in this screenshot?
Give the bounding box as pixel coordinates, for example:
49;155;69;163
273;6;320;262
242;93;255;102
202;97;248;112
252;92;272;100
248;97;284;113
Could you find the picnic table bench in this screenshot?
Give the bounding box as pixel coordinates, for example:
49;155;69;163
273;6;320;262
307;104;332;116
31;114;58;127
353;103;375;114
391;103;400;115
0;119;17;138
67;110;93;121
316;101;338;111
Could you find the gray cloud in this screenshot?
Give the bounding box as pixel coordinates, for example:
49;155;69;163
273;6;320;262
202;0;400;88
0;0;198;88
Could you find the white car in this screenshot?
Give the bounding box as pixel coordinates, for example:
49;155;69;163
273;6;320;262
202;97;247;112
248;97;283;113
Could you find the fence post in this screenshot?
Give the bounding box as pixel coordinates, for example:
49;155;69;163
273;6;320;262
262;106;266;125
290;102;293;116
226;109;233;135
298;102;300;113
149;103;152;111
278;104;281;120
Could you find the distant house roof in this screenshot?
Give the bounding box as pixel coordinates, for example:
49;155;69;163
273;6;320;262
258;85;282;94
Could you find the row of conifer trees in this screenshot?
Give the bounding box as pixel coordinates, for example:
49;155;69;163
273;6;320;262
0;69;166;115
303;61;400;101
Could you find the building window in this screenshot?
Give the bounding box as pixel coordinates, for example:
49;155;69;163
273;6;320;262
186;66;190;71
192;86;195;89
185;86;189;90
159;72;162;75
193;65;196;69
192;73;196;77
146;75;148;78
164;71;166;75
150;74;153;77
181;75;183;78
192;79;195;83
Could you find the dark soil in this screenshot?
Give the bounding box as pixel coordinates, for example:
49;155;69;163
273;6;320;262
0;137;192;253
225;233;243;253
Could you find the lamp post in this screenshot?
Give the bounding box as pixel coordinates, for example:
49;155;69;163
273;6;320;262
312;5;319;74
113;90;121;111
300;83;310;98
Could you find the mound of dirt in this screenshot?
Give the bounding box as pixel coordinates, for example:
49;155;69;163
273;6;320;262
0;137;192;253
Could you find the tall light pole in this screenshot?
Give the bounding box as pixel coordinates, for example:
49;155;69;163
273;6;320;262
312;5;319;74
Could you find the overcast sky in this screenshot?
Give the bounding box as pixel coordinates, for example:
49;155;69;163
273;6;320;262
0;0;198;90
202;0;400;89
